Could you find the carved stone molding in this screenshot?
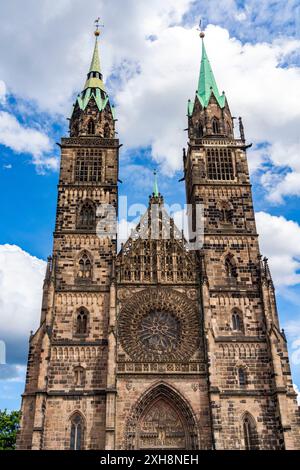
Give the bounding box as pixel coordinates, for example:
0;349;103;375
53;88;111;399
61;137;119;148
117;361;205;374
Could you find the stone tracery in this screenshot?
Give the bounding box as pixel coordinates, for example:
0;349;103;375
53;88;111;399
139;310;180;354
118;288;199;362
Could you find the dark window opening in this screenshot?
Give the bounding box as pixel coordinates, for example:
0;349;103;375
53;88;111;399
78;202;95;230
206;148;234;180
70;414;83;450
76;309;88;335
232;312;242;331
212;118;220;134
225;256;237;279
220;202;233;223
243;414;259;450
88;120;95;135
75;149;102;183
238;368;246;386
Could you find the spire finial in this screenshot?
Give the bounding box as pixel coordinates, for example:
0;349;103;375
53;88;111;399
94;17;104;37
197;18;205;39
82;21;106;92
153;169;159;197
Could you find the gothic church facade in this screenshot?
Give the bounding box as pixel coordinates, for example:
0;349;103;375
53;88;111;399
17;27;300;450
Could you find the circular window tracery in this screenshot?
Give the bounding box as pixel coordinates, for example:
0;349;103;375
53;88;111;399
139;311;180;354
118;288;199;361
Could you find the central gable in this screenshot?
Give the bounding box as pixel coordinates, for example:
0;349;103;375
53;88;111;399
116;195;197;284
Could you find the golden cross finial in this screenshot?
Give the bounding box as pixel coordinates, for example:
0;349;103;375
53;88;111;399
94;17;104;37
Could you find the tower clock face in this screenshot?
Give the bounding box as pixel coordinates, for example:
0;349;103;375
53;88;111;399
139;311;180;354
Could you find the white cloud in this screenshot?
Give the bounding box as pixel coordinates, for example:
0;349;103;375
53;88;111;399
0;2;299;186
0;80;6;104
0;0;192;114
117;219;138;249
235;11;247;22
263;167;300;204
0;111;57;170
293;384;300;406
285;321;300;376
291;340;300;366
0;364;26;383
0;245;46;364
256;211;300;287
111;18;300;179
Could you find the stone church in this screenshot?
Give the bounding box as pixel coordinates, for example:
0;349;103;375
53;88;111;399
17;26;300;450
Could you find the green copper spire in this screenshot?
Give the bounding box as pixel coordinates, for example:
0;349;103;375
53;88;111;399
74;24;116;119
83;35;105;92
89;36;101;73
188;32;226;116
198;38;224;107
153;170;159;197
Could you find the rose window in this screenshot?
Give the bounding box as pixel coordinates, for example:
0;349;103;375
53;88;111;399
139;311;180;354
118;288;199;361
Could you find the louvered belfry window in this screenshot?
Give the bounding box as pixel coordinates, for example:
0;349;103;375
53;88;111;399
207;147;234;180
75;148;102;183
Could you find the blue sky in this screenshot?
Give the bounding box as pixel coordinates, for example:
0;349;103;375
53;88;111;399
1;0;300;410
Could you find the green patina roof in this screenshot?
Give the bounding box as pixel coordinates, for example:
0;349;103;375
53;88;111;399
89;37;101;73
73;36;115;118
188;38;226;116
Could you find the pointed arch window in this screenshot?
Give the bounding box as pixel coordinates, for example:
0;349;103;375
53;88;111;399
78;201;95;230
219;201;233;224
212;118;220;134
232;310;243;332
243;414;259;450
225;255;237;280
76;308;88;336
238;367;247;386
70;413;84;450
87;119;95;135
78;252;92;281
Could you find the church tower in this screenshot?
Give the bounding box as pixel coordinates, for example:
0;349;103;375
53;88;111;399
18;26;300;450
184;30;300;449
18;24;120;450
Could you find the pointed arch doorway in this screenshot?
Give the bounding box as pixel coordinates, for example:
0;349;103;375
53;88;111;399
125;384;199;450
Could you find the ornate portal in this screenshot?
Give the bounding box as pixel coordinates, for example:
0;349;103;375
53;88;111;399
138;399;186;449
139;311;180;354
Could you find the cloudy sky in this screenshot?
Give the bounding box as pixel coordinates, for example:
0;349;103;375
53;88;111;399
1;0;300;410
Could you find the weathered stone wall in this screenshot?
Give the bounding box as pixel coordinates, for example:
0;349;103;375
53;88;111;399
42;396;106;450
185;110;300;448
18;127;119;449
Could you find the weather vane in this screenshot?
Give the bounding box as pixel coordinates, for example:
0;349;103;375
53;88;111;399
94;17;104;37
197;18;205;38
